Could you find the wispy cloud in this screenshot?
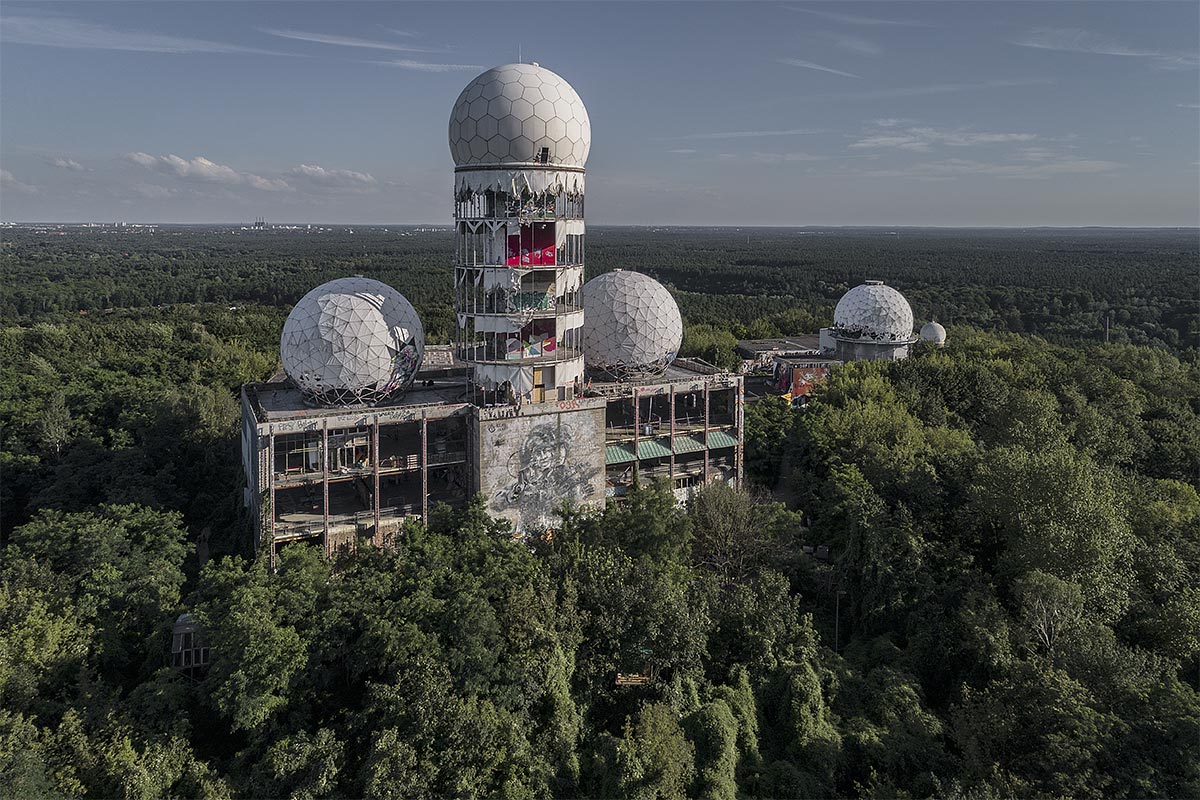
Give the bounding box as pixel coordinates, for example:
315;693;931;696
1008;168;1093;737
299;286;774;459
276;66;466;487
857;156;1120;180
1013;28;1198;70
287;164;377;191
380;27;419;38
2;15;288;55
674;128;824;141
808;79;1052;101
263;28;440;53
740;152;826;164
1176;103;1200;109
820;31;883;57
778;58;860;79
1;170;38;194
48;157;87;171
785;6;931;27
374;59;482;73
127;153;291;191
850;126;1038;153
668;148;699;155
132;183;176;199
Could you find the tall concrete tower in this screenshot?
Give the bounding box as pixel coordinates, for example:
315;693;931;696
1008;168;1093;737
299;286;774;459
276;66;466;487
449;63;590;404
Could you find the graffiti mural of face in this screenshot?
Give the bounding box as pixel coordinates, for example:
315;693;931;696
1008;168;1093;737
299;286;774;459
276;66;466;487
493;420;594;530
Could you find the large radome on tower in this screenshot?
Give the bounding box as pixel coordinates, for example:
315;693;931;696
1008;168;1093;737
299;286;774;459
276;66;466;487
448;63;590;167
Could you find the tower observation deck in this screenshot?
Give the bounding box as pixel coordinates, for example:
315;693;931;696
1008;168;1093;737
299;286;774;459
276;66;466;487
449;63;591;405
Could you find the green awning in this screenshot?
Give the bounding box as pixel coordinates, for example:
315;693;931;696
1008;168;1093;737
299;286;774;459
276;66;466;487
605;444;637;465
707;430;740;449
672;435;706;455
636;438;674;460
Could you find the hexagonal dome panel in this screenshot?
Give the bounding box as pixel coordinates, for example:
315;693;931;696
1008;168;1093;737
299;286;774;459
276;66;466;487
449;63;591;167
833;281;915;341
281;277;425;406
582;270;683;379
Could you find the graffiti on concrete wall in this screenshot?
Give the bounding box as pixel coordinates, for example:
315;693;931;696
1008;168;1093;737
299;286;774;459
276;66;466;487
491;419;598;531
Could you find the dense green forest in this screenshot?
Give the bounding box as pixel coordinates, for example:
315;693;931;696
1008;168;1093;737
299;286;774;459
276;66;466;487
3;225;1196;354
1;226;1198;797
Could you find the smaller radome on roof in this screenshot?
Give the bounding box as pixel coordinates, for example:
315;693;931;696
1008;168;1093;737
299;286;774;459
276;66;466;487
583;270;683;379
280;277;424;407
833;280;916;342
921;320;947;345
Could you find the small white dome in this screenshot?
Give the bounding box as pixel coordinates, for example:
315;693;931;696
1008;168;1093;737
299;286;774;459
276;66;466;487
448;63;591;168
281;277;424;406
833;281;915;342
920;320;947;344
583;271;683;379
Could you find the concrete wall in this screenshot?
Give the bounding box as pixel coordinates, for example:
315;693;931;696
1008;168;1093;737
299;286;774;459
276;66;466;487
474;400;606;533
834;338;911;362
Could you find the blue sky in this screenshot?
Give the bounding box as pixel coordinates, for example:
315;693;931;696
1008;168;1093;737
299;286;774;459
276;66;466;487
2;1;1196;225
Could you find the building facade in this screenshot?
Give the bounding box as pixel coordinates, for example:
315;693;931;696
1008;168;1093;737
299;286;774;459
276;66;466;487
240;63;744;563
242;355;742;562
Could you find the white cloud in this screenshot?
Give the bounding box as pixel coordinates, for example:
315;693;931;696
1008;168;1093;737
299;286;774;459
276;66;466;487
668;148;699;155
1013;28;1198;70
2;15;288;55
850;126;1038;152
1013;147;1060;162
676;128;823;141
262;28;439;53
0;169;38;192
778;58;860;79
1178;103;1200;109
746;152;826;163
858;156;1120;180
810;79;1052;101
784;7;931;27
127;153;290;190
48;157;87;171
1;169;38;194
245;174;292;191
132;183;175;199
374;59;482;72
821;31;882;57
287;164;378;190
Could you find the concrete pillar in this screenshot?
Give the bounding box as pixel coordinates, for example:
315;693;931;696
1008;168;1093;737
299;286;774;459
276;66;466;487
421;415;429;524
372;416;381;547
322;421;330;558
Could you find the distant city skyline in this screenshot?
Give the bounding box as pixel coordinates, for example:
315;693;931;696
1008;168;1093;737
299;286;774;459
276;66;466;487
1;1;1197;226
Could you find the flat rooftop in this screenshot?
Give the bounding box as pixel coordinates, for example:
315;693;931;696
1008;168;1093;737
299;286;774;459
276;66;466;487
246;375;469;423
245;358;742;424
736;336;821;357
584;358;740;396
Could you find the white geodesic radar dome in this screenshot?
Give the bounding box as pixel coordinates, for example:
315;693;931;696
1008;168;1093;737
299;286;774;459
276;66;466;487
281;277;424;406
833;281;915;342
449;63;591;167
582;270;683;378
